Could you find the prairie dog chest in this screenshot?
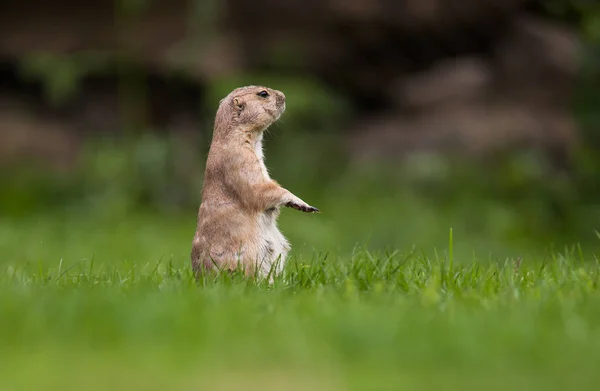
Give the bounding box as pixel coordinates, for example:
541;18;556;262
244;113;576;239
254;133;270;180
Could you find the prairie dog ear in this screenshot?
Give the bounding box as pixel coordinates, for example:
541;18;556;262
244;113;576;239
233;97;245;111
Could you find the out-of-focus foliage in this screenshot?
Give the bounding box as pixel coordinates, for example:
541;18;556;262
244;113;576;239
1;0;600;256
19;52;113;105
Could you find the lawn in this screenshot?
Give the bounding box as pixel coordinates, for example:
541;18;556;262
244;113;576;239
1;212;599;391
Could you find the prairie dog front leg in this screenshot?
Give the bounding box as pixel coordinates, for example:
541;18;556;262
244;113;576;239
241;181;315;212
246;180;319;213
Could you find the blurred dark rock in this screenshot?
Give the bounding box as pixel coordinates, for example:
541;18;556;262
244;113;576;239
394;57;493;110
0;93;81;170
347;14;580;165
348;103;576;162
493;15;581;107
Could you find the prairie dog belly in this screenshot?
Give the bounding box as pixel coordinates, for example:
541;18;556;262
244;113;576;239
256;208;290;276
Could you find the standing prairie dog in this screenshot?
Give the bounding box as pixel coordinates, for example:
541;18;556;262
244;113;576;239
191;85;319;279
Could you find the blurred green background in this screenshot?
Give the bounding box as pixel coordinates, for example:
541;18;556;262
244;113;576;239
1;0;600;265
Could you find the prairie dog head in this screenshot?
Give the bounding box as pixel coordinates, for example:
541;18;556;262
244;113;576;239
214;85;286;136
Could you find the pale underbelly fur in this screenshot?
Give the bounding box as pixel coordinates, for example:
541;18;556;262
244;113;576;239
250;134;291;277
255;210;291;277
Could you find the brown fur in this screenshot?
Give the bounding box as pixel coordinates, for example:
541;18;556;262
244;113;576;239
191;85;319;279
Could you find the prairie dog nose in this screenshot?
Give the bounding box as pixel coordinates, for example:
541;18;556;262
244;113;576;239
275;91;286;106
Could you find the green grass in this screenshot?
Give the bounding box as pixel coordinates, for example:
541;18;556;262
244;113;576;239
1;214;600;390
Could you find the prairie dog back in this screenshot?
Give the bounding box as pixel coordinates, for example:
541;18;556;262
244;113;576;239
191;85;319;279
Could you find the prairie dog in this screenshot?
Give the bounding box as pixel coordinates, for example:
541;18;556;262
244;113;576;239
191;85;319;279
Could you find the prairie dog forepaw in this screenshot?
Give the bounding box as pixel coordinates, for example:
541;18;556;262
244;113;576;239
285;201;320;214
306;206;320;214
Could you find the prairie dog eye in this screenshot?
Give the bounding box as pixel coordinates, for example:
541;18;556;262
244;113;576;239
257;90;269;98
